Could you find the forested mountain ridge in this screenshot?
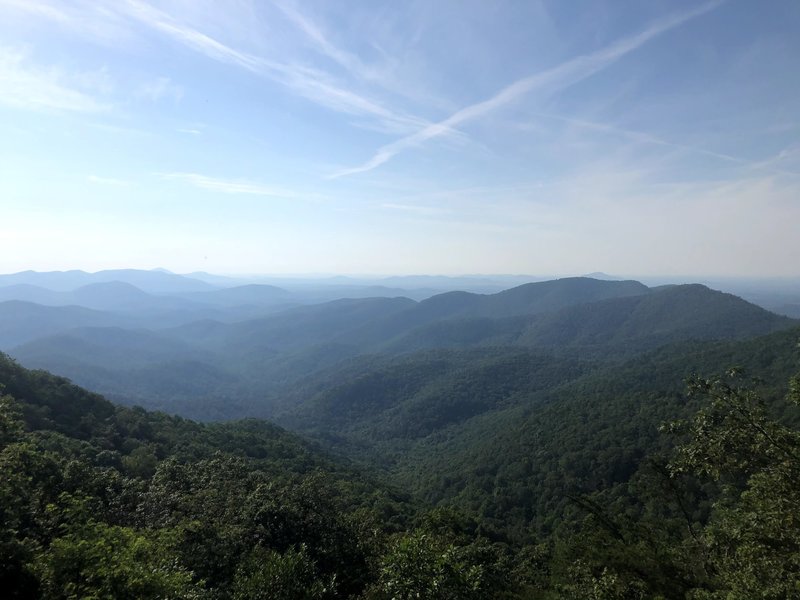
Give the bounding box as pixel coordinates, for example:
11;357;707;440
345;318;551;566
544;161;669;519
5;278;795;422
0;281;207;314
3;340;800;597
381;276;647;321
391;325;800;534
0;301;134;347
277;349;594;444
182;283;293;307
513;283;794;350
384;283;794;355
274;325;800;530
0;353;430;598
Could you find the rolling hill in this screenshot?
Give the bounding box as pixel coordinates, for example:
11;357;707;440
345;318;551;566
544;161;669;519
0;268;217;294
7;278;795;421
0;301;131;348
277;324;800;538
383;283;794;355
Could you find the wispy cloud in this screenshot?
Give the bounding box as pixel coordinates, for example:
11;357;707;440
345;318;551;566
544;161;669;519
751;144;800;176
530;112;800;178
0;46;111;113
272;0;456;116
1;0;454;136
159;172;317;199
277;64;430;133
118;0;430;134
0;0;71;24
120;0;267;72
273;1;417;100
0;0;138;47
332;0;725;178
273;0;362;75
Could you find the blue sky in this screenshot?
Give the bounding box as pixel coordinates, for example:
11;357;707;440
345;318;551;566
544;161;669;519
0;0;798;276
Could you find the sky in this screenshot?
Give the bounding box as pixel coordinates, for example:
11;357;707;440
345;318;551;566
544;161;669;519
0;0;798;277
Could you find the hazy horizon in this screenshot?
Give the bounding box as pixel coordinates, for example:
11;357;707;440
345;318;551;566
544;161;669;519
2;266;800;286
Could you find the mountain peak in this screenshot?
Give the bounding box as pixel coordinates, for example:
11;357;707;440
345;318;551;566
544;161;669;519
582;271;622;281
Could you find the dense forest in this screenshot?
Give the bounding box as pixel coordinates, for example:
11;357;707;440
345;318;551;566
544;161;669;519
2;345;799;598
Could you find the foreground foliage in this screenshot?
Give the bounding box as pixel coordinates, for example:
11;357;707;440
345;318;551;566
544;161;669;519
555;369;800;598
0;354;517;598
2;350;799;598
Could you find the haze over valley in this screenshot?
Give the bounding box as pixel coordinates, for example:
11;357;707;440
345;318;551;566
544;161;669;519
1;268;798;421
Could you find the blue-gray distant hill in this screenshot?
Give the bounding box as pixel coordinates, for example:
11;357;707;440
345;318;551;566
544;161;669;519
8;277;795;420
0;301;132;348
0;268;216;294
386;283;794;355
182;284;293;307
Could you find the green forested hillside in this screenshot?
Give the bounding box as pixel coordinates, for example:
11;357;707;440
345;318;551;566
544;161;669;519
385;283;794;355
1;352;519;599
278;349;592;449
343;277;651;348
4;337;800;598
463;277;650;318
515;283;796;349
0;353;630;599
279;326;800;538
281;325;800;597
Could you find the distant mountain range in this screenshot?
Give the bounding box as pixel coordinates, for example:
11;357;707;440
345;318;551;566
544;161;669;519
0;300;132;347
1;272;794;422
3;268;800;316
0;268;216;294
